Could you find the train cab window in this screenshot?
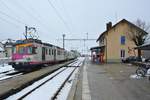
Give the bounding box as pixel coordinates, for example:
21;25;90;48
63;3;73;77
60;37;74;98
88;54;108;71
27;47;37;54
27;47;32;54
18;47;24;54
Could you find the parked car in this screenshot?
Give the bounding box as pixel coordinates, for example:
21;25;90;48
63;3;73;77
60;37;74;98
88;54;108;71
122;56;141;63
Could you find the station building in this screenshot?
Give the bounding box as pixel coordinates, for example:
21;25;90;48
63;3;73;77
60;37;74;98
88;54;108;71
92;19;148;63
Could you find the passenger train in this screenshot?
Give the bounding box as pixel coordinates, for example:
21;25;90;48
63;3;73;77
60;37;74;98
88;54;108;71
10;38;77;71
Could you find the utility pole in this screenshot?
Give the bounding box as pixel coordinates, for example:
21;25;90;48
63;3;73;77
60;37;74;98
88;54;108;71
62;34;65;49
86;32;88;39
59;33;96;54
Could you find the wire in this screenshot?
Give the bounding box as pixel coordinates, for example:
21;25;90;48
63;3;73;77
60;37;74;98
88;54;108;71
0;16;20;28
0;10;27;25
24;0;51;33
47;0;71;33
3;0;49;36
57;0;74;31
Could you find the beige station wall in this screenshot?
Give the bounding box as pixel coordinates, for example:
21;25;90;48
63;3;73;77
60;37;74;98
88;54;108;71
106;22;137;62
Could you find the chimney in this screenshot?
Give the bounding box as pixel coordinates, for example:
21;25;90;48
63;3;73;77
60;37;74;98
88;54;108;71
106;22;112;31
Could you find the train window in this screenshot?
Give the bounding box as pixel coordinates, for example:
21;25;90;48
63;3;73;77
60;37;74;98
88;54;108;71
32;47;37;54
27;47;32;54
57;50;60;55
45;48;48;55
18;47;24;54
49;49;51;55
52;49;53;55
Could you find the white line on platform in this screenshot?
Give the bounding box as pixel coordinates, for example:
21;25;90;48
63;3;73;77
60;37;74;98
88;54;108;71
82;63;91;100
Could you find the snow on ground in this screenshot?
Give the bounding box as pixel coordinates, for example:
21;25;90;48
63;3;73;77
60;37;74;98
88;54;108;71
0;73;22;81
57;68;79;100
0;64;14;73
130;69;150;79
77;57;85;62
6;67;77;100
130;74;142;79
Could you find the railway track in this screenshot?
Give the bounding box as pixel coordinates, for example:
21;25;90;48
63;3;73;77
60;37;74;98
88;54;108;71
6;59;83;100
0;70;23;81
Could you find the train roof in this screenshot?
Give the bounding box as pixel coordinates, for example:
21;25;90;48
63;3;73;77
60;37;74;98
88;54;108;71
14;38;63;49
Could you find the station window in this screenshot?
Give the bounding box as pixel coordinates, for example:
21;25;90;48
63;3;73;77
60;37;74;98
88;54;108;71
120;49;125;58
120;36;125;45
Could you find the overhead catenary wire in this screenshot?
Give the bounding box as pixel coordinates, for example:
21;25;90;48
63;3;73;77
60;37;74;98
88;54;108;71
0;10;27;25
24;0;52;33
0;0;51;38
47;0;72;33
11;0;46;26
5;0;49;34
57;0;74;31
0;0;27;24
0;16;20;28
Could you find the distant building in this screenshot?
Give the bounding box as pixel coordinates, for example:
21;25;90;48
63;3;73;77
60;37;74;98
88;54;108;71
4;42;14;57
96;19;148;63
0;39;15;58
0;46;5;58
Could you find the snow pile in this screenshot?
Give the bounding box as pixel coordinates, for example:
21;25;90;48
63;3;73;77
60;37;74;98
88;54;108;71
78;57;85;62
147;69;150;75
0;64;14;73
0;47;4;51
130;74;142;79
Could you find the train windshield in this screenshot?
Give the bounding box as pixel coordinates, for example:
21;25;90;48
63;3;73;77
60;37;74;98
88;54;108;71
13;46;37;54
18;47;25;54
27;46;37;54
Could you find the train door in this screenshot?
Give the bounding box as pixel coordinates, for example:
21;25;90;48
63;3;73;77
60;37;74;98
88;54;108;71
42;47;46;61
54;49;56;61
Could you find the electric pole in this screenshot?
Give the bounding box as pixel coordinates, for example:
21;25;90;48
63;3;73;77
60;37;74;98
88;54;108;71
59;33;96;54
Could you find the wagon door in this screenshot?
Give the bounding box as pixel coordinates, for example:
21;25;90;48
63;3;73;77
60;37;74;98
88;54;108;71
54;49;56;61
42;47;46;61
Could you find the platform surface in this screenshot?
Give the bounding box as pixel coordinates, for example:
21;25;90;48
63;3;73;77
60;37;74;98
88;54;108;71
74;58;150;100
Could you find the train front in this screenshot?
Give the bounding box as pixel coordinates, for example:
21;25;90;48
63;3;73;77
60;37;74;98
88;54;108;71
11;41;38;71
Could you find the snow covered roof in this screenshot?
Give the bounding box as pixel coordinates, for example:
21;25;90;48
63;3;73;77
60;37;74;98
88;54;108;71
0;47;4;51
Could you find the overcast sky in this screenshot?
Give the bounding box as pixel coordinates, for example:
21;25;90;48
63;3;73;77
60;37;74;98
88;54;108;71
0;0;150;53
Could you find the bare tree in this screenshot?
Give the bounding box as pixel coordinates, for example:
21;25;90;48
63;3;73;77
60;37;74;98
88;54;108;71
128;19;150;60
